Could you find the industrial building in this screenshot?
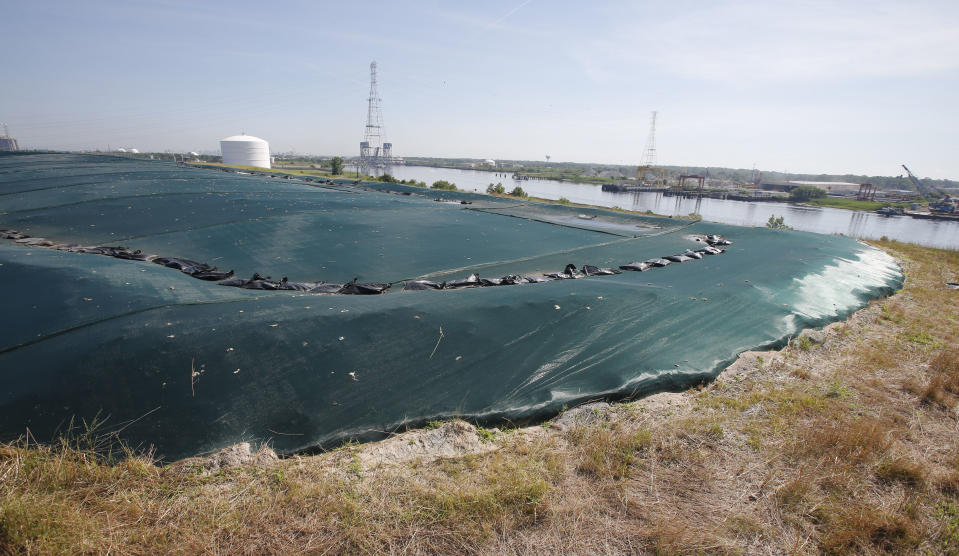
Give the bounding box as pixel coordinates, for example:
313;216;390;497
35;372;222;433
220;134;270;169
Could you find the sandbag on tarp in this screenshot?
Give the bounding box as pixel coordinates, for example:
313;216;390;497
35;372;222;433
409;273;551;289
706;235;733;246
219;274;381;294
583;265;622;276
499;274;528;285
192;268;235;281
404;280;443;291
58;245;107;255
480;274;539;286
154;257;234;281
620;261;652;272
0;230;28;240
154;256;208;272
56;244;158;261
219;273;281;290
338;278;390;295
546;263;584;280
697;246;724;255
645;258;671;267
273;278;321;291
310;283;346;293
683;249;703;260
23;238;55;247
217;275;253;287
108;248;154;261
14;237;54;247
443;273;482;289
665;254;693;263
64;246;110;254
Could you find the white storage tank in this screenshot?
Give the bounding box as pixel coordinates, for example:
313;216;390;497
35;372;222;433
220;133;271;168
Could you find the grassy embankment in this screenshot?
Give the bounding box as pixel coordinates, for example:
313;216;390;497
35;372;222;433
406;160;619;186
191;162;339;179
515;168;616;185
490;192;694;220
2;239;958;553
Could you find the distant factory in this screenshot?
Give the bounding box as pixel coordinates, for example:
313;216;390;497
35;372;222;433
220;133;271;169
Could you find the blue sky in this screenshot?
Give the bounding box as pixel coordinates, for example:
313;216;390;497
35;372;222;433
2;1;958;178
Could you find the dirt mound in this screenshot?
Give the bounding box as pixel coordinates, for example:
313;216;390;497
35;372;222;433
357;420;496;468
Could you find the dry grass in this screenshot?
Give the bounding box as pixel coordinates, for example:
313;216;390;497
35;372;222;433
567;423;651;480
2;238;959;554
876;456;928;488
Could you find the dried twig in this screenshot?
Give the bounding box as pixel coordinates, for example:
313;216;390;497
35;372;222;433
429;326;445;360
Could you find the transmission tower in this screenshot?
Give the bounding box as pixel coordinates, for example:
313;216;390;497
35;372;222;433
637;111;664;185
0;123;18;152
359;61;392;175
640;111;657;167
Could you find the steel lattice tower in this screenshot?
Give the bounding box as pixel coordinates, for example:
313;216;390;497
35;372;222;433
637;111;664;185
359;61;392;175
640;111;657;167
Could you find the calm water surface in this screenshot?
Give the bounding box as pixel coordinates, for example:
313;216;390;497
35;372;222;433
379;165;959;250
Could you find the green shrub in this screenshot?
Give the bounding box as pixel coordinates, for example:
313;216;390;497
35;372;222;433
431;180;457;191
486;182;505;195
789;185;827;201
766;215;792;229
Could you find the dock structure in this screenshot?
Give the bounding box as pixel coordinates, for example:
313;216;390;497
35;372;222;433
601;183;665;193
678;174;706;194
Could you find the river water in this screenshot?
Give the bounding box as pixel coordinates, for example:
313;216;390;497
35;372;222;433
375;165;959;250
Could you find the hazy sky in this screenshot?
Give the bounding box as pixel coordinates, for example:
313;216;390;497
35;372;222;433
3;1;958;178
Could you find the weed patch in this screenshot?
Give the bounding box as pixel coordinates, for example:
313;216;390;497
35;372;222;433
818;502;920;554
876;456;927;488
793;415;890;465
567;424;650;479
937;500;959;555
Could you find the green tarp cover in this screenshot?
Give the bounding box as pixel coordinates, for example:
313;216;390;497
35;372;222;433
0;153;902;460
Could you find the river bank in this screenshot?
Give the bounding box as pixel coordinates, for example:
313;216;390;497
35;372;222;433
191;161;959;249
382;165;959;250
3;239;958;554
